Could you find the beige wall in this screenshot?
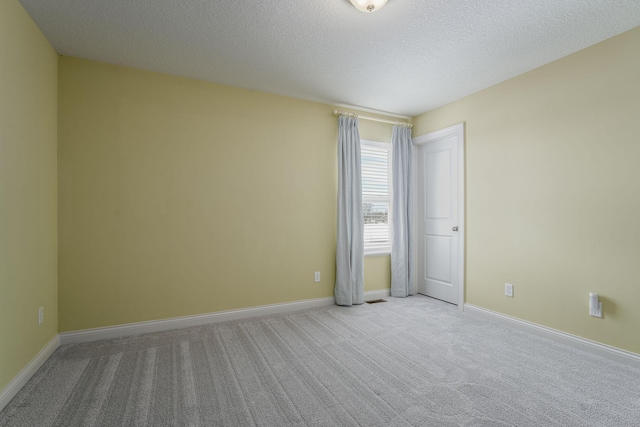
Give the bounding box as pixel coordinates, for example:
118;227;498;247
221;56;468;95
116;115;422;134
58;57;393;332
412;26;640;353
0;0;59;390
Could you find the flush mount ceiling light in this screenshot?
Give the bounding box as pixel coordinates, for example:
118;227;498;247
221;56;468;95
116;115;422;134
349;0;389;13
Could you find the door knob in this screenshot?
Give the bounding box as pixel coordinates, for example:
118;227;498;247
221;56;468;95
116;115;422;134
452;226;458;232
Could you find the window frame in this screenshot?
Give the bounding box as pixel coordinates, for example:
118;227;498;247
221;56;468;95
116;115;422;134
361;139;392;257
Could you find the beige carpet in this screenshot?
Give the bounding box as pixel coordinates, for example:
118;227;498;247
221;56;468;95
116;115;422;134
1;295;639;426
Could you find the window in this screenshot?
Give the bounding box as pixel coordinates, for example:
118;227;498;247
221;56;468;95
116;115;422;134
361;140;391;255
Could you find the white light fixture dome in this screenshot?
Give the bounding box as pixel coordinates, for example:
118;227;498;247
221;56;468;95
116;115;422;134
349;0;389;13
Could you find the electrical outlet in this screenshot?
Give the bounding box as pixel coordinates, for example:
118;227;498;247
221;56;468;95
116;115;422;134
505;283;514;298
590;303;603;318
38;307;44;325
314;272;321;282
589;293;602;318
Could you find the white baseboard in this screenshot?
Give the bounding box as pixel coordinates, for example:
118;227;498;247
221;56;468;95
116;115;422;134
464;304;640;370
0;334;60;413
364;289;391;302
60;289;391;345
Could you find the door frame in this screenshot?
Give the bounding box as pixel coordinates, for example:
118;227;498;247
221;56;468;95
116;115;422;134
412;123;465;309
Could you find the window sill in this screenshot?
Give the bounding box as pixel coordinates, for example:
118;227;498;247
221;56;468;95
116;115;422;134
364;251;391;258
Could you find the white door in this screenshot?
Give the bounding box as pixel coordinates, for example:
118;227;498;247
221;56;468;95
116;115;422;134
415;124;464;305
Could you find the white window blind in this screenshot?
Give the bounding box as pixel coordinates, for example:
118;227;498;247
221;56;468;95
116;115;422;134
361;140;391;254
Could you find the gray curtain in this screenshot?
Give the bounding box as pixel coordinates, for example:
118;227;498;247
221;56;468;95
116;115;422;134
335;116;364;306
391;125;414;297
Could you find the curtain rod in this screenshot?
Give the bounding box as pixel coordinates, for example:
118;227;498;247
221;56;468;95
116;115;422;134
333;109;413;129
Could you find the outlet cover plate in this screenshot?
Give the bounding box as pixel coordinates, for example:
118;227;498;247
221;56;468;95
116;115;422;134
590;302;603;318
505;283;514;297
314;272;320;282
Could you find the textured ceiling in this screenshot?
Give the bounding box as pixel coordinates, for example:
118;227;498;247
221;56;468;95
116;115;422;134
19;0;640;117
